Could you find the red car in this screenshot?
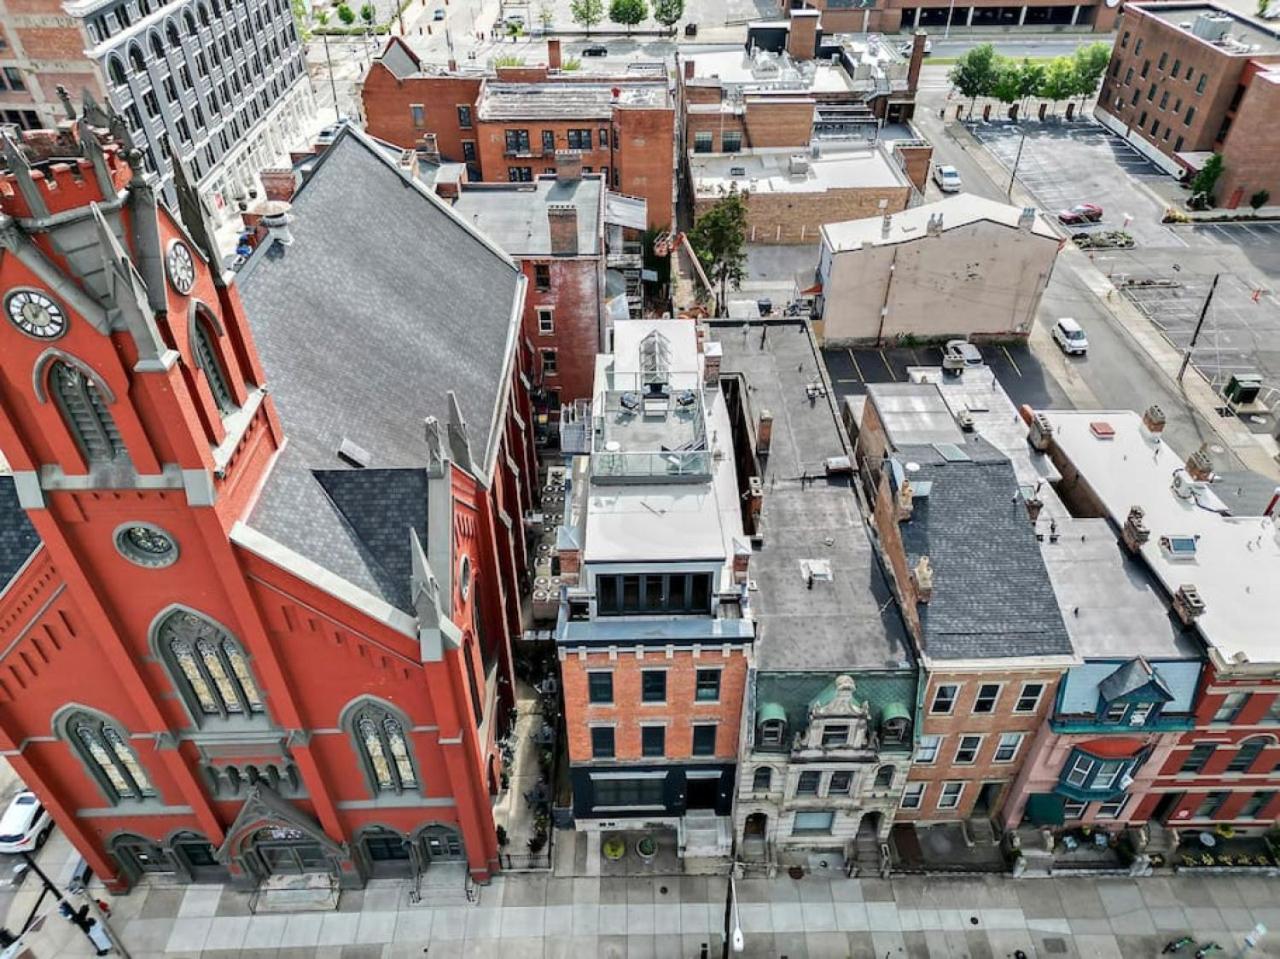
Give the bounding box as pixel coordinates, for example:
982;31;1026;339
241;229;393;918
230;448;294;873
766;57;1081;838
1058;203;1103;225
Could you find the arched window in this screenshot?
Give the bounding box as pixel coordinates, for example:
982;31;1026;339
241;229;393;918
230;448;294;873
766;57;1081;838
184;10;198;35
108;55;128;87
192;312;236;414
197;3;210;26
1227;737;1271;773
49;360;126;464
149;31;164;61
65;711;155;803
874;765;896;789
158;609;265;719
349;702;418;795
128;43;147;74
752;767;772;792
166;20;180;46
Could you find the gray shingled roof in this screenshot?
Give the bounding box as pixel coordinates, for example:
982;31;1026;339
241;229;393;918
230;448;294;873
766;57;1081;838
378;37;421;80
896;440;1073;661
237;126;521;612
0;477;40;592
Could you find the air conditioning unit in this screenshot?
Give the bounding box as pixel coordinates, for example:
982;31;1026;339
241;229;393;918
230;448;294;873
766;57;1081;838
729;166;747;177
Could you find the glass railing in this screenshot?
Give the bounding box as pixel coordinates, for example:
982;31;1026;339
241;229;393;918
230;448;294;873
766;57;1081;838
591;449;711;480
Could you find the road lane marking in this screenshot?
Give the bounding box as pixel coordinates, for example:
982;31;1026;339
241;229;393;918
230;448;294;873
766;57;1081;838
879;350;898;381
847;349;865;383
1002;346;1023;377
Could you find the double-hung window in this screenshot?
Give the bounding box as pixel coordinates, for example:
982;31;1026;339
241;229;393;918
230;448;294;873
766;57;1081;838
931;684;958;714
915;734;941;764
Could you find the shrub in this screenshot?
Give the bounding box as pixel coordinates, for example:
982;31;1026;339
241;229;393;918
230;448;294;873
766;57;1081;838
1250;190;1270;210
336;3;355;23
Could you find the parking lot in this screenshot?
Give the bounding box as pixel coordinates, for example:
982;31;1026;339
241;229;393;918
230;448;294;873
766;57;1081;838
971;120;1178;248
822;342;1072;412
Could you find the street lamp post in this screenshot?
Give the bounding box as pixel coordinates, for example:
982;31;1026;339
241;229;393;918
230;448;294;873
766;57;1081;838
944;0;957;39
321;33;341;122
1006;129;1027;199
1178;272;1220;383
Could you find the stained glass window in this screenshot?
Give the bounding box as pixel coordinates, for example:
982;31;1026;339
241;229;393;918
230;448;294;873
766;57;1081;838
352;704;419;794
160;611;266;719
70;714;155;802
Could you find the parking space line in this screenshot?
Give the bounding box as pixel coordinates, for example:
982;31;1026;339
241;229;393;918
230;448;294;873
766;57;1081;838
846;349;865;383
878;349;897;382
1002;346;1022;377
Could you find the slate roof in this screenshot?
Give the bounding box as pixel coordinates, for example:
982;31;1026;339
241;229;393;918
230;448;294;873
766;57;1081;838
236;126;522;613
1098;658;1173;703
0;477;40;592
895;439;1073;661
378;37;422;80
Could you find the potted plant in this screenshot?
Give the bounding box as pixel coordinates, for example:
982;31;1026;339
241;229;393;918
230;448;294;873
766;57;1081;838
603;835;626;861
635;834;657;862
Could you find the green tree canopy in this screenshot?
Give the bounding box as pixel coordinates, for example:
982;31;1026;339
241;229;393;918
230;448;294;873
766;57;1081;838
570;0;604;31
1190;153;1224;200
652;0;684;28
609;0;647;32
1071;42;1112;100
1016;59;1046;103
1037;56;1076;107
948;43;999;108
336;3;355;24
689;188;748;316
991;60;1021;107
359;2;374;23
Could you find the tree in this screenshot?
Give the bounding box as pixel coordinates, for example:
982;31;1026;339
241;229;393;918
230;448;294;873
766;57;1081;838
652;0;684;29
609;0;647;32
1190;153;1224;204
537;1;554;29
316;9;329;24
507;19;524;39
570;0;605;33
1016;59;1046;110
1071;41;1112;104
948;44;999;114
359;2;374;23
1037;56;1076;113
991;59;1021;113
336;3;355;24
689;187;748;316
1251;189;1271;210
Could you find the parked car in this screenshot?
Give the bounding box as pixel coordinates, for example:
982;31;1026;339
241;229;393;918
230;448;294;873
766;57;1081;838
582;45;608;56
1053;317;1089;355
433;7;445;19
933;164;962;193
1057;203;1103;225
897;38;933;55
943;339;984;371
0;792;52;855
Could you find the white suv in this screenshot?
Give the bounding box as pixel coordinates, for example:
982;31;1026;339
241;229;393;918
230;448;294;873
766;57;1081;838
1052;317;1089;355
933;164;962;193
0;792;52;855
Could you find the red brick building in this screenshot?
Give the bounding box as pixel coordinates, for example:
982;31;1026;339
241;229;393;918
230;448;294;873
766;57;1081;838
0;116;536;891
360;38;675;230
1095;2;1280;207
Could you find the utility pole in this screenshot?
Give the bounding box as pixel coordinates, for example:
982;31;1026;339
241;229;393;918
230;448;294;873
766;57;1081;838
1006;128;1027;199
1178;272;1219;383
19;853;129;957
875;247;899;346
321;33;341;122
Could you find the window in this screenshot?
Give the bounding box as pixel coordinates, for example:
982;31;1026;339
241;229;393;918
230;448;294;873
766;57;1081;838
692;724;717;756
1174;136;1184;152
596;573;713;615
1097;796;1128;819
160;609;264;719
50;361;126;464
915;734;941;765
695;669;721;702
1063;799;1086;819
1181;743;1215;773
1227;737;1268;773
593;776;663;807
1066;753;1095;788
1120;30;1129;47
641;725;665;758
1213;691;1248;723
641;670;667;703
600;165;609;184
591;726;615;759
1131;88;1140;106
901;783;925;809
796;770;821;796
534;263;551;291
1103;701;1128;724
410;103;425;128
1172;58;1180;76
540;348;557;375
1264;697;1280;725
587;671;613;704
1147;83;1156;101
1196;74;1207;94
462;141;477;163
1159;91;1169;109
66;712;155;803
752;767;773;792
1095;760;1124;790
540;129;555;153
1138;111;1147;128
973;684;1000;714
1015;683;1045;713
321;703;403;798
1129;702;1154;726
1158;52;1167;70
822;724;848;747
874;765;895;789
3;67;24;91
1134;37;1143;55
193;316;236;415
937;782;964;809
791;810;834;834
930;684;959;714
536;307;554;335
721;131;742;153
1184;107;1195;126
1174;96;1182;112
759;719;786;747
994;733;1022;764
598;127;609;147
505;129;531;153
567;128;592;149
1194;791;1229;819
1124;67;1134;85
457;105;472;128
693;131;713;153
954;735;981;765
1242;791;1274;819
828;770;854;795
509;166;534;182
1141;60;1150;79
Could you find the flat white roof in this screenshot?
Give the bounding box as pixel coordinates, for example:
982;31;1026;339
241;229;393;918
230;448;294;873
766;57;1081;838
820;193;1059;252
684;47;855;94
1045;409;1280;667
692;146;905;196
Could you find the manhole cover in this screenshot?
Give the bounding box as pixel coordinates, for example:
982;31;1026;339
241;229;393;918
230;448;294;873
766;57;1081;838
1042;937;1068;954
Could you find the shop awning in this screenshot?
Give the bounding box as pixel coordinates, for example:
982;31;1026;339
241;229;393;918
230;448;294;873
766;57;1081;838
1025;793;1065;827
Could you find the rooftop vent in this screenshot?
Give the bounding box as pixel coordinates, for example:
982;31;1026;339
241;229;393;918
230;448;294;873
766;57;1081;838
1191;12;1232;42
1173;583;1206;625
1159;534;1199;561
1089;420;1116;440
800;558;833;584
337;437;372;468
788;154;810;177
729;166;747;177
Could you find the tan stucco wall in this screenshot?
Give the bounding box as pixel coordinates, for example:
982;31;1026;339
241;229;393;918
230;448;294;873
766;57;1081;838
818;220;1060;345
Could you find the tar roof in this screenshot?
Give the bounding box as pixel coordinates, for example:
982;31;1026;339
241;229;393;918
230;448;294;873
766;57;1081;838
237;126;521;612
895;438;1074;662
477;82;668;121
0;477;40;593
453;176;603;256
821;194;1058;252
715;321;911;671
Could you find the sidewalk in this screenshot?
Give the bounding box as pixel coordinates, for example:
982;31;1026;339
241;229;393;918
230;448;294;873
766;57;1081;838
24;869;1280;957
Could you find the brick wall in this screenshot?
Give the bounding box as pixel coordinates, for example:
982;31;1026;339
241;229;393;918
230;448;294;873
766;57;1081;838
893;142;933;193
696;184;910;245
521;255;600;404
1218;66;1280;208
560;646;749;763
616;106;675;229
474;117;614;185
360;67;483;167
744;98;815;149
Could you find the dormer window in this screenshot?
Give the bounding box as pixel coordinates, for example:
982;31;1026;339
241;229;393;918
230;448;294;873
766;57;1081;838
760;719;785;745
1103;702;1128;724
821;724;848;747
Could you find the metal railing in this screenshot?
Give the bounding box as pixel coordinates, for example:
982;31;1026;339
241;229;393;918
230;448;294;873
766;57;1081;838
591;449;711;480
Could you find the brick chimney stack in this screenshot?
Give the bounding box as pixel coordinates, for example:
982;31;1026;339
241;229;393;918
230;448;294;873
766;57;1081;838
684;59;696;80
548;203;578;256
555;151;581;183
260;168;299;202
787;8;821;61
548;38;562;70
907;30;927;92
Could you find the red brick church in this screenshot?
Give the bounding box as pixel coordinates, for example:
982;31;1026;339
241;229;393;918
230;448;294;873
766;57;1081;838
0;107;537;891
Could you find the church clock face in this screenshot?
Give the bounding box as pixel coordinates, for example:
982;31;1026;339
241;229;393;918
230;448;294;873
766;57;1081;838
5;289;67;340
166;240;196;295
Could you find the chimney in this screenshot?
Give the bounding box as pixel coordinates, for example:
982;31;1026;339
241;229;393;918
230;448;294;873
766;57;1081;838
684;59;696;80
1186;444;1213;482
747;476;764;532
418;132;441;164
1141;404;1166;437
926;212;944;237
555;150;581;183
1028;412;1054;451
881;213;892;239
1173;583;1205;625
1024;494;1043;524
559;546;580;585
733;542;751;585
911;555;933;603
703;340;722;386
757;410;774;454
1018;206;1036;231
548;203;578;256
906;30;927;92
1120;506;1151;553
786;8;821;60
548;38;562;70
896;479;914;521
261;202;294;247
260;167;299;202
397;149;419;182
